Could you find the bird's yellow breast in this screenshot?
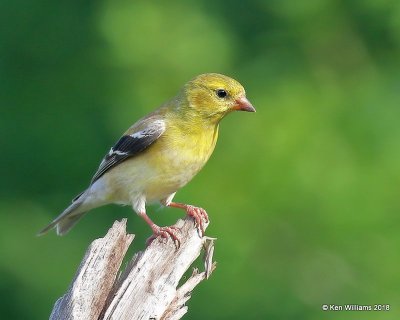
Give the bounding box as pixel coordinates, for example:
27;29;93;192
144;121;219;199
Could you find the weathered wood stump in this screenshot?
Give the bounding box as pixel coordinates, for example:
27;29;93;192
49;218;216;320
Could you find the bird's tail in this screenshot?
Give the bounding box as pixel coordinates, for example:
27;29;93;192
37;194;88;236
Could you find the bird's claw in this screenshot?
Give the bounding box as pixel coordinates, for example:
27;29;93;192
147;225;181;248
186;205;209;237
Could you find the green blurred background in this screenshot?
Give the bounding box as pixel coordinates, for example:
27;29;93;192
1;0;400;319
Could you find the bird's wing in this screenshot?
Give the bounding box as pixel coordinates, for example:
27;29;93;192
90;119;166;184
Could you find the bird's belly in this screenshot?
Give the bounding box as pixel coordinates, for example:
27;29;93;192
103;152;206;205
144;151;206;202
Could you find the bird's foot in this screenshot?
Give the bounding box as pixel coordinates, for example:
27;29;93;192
166;202;209;237
146;225;180;248
185;205;209;237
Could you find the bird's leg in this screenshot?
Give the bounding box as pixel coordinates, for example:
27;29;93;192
139;211;180;248
167;202;209;236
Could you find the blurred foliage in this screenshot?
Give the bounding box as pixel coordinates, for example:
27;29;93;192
1;0;400;319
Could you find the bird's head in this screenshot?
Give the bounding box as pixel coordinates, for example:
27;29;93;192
182;73;255;123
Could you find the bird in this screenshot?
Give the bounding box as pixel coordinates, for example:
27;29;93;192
38;73;255;245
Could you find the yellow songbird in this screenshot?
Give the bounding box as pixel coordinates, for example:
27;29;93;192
38;73;255;245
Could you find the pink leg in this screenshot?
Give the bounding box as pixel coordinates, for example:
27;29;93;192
139;211;180;248
168;202;209;236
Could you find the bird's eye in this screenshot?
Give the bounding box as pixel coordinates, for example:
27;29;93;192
216;89;227;98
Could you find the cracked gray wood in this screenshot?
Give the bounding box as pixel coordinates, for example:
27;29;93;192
48;217;216;320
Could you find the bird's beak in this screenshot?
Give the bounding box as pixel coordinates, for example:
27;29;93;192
232;96;256;112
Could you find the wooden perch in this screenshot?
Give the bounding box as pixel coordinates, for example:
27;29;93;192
49;217;216;320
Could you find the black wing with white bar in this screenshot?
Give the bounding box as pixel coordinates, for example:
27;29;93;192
90;120;165;184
